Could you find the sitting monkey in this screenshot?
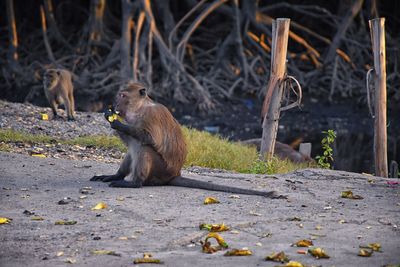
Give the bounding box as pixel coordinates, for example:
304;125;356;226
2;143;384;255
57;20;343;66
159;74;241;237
43;69;75;120
91;82;283;198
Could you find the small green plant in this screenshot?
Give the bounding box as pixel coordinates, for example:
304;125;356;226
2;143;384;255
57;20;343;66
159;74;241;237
248;157;274;174
315;129;336;169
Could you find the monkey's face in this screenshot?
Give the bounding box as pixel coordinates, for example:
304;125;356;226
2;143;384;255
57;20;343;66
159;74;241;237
114;82;147;117
43;70;59;89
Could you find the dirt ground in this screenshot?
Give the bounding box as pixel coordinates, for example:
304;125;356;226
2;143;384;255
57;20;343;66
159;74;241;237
0;152;399;267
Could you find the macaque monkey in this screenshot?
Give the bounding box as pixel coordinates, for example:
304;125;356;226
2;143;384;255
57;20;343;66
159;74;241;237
91;82;283;198
43;69;75;121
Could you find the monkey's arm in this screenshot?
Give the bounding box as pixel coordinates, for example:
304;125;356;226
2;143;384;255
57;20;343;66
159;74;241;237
110;120;154;145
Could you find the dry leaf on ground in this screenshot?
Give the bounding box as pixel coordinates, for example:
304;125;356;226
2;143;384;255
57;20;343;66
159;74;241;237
275;261;304;267
308;247;330;259
91;202;107;210
224;248;252;256
358;249;373;257
55;220;77;225
201;233;229;253
292;239;313;247
0;217;11;224
265;251;289;262
341;190;363;199
360;243;381;252
31;153;46;158
92;250;121;256
133;253;162;264
204;197;220;205
199;223;230;232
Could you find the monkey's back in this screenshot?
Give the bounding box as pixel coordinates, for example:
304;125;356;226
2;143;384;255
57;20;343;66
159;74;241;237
57;70;73;94
140;102;187;176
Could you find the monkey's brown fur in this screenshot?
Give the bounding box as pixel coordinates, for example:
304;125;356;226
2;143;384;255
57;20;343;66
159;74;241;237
91;82;283;198
43;69;75;120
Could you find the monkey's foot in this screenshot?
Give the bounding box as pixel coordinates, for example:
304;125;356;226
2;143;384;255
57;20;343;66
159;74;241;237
90;175;122;182
52;114;62;120
109;180;143;188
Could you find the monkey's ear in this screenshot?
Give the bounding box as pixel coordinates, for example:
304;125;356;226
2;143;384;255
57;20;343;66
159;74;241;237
56;70;61;75
139;88;147;96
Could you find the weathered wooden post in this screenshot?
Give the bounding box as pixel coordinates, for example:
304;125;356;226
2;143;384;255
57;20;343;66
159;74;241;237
369;18;388;177
260;18;290;160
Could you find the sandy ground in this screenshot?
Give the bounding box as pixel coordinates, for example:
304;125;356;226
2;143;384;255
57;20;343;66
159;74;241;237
0;152;399;267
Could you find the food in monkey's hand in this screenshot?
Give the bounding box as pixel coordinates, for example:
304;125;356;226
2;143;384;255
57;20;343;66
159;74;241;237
104;108;122;123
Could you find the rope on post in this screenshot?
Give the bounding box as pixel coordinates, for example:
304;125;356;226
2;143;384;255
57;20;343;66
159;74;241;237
280;75;302;112
366;68;375;119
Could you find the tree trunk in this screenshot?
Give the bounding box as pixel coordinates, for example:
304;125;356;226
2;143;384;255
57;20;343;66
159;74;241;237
40;5;56;63
89;0;106;42
43;0;72;49
6;0;19;70
120;0;134;80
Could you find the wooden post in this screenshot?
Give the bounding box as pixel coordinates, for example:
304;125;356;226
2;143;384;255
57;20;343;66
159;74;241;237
6;0;19;68
369;18;388;177
260;18;290;160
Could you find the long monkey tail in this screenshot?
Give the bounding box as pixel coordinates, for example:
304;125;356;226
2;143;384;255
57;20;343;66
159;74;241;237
168;176;286;199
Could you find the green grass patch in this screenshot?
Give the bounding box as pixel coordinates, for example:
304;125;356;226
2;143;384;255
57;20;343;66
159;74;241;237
0;129;53;143
65;135;126;151
0;128;309;174
183;127;258;172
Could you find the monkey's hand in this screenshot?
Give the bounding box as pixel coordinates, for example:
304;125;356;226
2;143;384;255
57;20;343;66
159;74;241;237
104;109;122;123
110;120;154;146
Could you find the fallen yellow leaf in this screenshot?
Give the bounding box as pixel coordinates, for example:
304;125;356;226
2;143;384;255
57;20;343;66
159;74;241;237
292;239;313;247
31;216;44;221
285;261;304;267
308;247;330;259
41;113;49;120
206;233;228;248
201;232;229;253
199;223;230;232
358;249;373;257
224;248;252;256
265;251;289;262
91;202;107;210
92;250;121;256
133;253;162;264
367;243;381;252
359;243;381;252
204;197;219;205
56;251;64;257
133;258;162;264
201;241;219;254
0;217;11;224
31;153;46;158
341;190;363;199
55;220;77;225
